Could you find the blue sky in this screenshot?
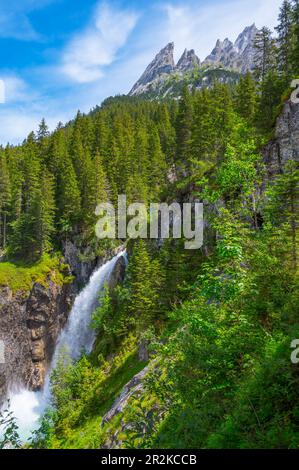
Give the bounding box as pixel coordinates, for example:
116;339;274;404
0;0;282;144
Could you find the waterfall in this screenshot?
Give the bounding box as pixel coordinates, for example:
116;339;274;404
1;251;125;443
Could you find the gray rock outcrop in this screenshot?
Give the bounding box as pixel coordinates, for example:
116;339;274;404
129;42;175;96
177;49;200;72
108;255;126;292
263;99;299;178
203;24;258;72
101;366;149;427
0;277;74;402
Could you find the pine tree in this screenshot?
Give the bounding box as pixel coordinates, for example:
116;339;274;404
156;104;176;164
5;146;23;241
265;161;299;272
70;114;86;193
94;152;109;205
126;240;165;333
148;127;167;200
253;27;276;83
37;118;50;141
212;83;234;158
188;89;215;182
256;70;283;131
22;132;40;212
37;119;50;166
275;0;294;81
106;137;122;205
129;123;149;204
175;85;193;171
0;151;11;248
93;113;110;163
50;129;81;234
37;168;55;256
234;72;257;122
253;27;282;131
9;133;41;258
291;0;299;76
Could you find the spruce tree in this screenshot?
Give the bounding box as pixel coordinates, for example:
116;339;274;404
265;161;299;272
276;0;294;81
175;85;193;171
291;0;299;76
148;127;167;200
38;168;55;256
126;240;165;333
253;27;276;83
0;152;11;248
37;118;50;141
50;129;81;235
234;72;256;122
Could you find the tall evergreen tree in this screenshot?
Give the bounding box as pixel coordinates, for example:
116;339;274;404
37;168;56;256
126;240;165;333
148;127;167;200
37;118;50;141
234;72;257;122
175;85;193;171
0;152;11;248
253;27;276;83
265;161;299;272
50;129;81;234
275;0;294;80
291;0;299;76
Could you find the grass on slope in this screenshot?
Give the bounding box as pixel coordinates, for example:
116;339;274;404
0;254;71;293
46;340;147;449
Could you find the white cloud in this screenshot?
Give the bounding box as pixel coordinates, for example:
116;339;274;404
61;2;139;83
1;76;34;103
0;110;40;144
162;0;283;62
0;80;5;103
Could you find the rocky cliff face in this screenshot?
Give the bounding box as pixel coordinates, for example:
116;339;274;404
129;24;258;97
263;99;299;178
0;245;126;402
101;366;150;449
204;24;258;72
177;48;200;72
0;277;74;401
129;42;176;96
63;240;125;288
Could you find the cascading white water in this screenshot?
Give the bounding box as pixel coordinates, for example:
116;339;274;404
1;251;125;443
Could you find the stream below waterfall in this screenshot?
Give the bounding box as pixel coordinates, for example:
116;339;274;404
1;251;125;443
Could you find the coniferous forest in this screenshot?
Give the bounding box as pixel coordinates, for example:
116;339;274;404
0;0;299;450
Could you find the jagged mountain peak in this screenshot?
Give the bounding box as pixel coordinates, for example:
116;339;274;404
129;43;200;96
203;24;259;72
223;38;233;48
129;42;175;96
129;24;260;97
177;48;200;72
235;23;258;53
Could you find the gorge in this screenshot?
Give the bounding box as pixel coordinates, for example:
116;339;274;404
3;250;126;441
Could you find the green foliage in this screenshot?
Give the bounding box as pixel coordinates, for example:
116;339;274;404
126;240;166;334
30;337;146;449
0;401;21;449
0;254;70;292
91;283;112;331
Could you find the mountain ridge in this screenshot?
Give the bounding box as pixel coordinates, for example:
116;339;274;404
129;23;259;96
